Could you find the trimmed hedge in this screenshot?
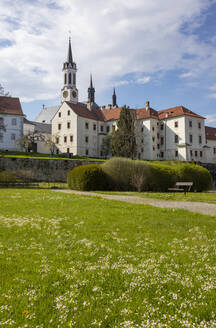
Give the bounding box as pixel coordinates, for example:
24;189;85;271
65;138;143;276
101;158;212;192
148;163;178;192
176;163;212;192
67;164;108;191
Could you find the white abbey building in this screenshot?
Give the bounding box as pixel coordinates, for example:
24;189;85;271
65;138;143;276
0;96;24;151
34;39;216;163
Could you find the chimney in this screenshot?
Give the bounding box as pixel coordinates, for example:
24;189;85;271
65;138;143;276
146;101;150;110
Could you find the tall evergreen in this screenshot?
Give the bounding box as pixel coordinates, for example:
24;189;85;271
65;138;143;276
112;105;136;159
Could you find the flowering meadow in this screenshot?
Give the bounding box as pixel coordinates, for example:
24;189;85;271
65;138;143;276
0;189;215;328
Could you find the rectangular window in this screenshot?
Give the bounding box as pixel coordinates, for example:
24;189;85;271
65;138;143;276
101;125;104;132
93;124;96;131
68;110;70;116
195;150;198;157
85;136;89;143
160;151;164;158
160;137;164;145
58;112;61;118
175;150;178;157
141;139;144;144
56;137;59;144
175;134;179;143
141;147;144;153
190;150;193;156
58;124;61;130
189;120;192;127
11;133;16;140
67;148;70;153
86;149;89;156
157;133;159;139
153;146;155;151
67;122;70;129
174;121;178;128
0;133;3;143
152;126;155;132
199;135;202;144
152;137;155;142
200;151;203;157
189;134;193;143
12;118;17;126
160;124;164;131
0;117;4;125
198;122;201;129
70;135;73;142
85;122;89;129
106;126;110;133
214;148;216;154
64;136;67;143
157;144;160;149
141;127;144;132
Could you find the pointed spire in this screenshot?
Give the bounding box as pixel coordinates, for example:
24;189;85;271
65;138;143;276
90;73;93;88
88;73;95;104
67;37;73;64
112;87;117;107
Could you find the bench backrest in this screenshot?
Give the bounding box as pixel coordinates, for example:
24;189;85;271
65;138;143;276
176;182;193;186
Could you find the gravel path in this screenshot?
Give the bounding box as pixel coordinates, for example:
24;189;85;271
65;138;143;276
56;190;216;217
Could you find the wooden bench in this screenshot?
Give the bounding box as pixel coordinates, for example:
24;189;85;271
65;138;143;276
168;182;193;195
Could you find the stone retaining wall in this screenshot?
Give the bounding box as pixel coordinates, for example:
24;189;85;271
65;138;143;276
0;157;102;182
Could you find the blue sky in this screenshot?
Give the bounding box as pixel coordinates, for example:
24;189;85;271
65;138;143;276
0;0;216;125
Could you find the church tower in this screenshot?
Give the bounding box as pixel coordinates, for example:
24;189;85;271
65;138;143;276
61;38;78;103
88;74;95;103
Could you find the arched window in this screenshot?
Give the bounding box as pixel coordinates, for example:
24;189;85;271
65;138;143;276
64;73;67;85
73;73;76;85
69;73;71;84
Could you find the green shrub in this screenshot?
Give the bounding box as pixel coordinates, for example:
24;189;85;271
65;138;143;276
149;163;178;192
130;160;151;192
67;164;108;191
102;157;134;190
176;163;212;192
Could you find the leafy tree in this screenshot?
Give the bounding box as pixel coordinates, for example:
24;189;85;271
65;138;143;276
101;134;112;158
0;84;11;97
16;131;45;152
112;105;137;159
44;134;59;156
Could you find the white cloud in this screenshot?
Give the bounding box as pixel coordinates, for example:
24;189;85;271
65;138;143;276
208;93;216;99
0;0;214;111
209;84;216;91
206;114;216;125
136;76;151;84
179;72;194;78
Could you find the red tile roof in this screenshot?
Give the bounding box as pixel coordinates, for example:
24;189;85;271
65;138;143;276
158;106;205;120
136;107;159;120
0;96;24;116
205;126;216;140
66;102;104;121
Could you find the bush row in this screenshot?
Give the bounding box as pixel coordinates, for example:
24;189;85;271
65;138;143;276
67;158;212;192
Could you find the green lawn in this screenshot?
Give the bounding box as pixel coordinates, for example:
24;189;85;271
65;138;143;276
99;191;216;204
0;151;104;161
0;189;215;328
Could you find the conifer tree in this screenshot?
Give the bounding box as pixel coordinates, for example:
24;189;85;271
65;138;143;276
112;105;137;159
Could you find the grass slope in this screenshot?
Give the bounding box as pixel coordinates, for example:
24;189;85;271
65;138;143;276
0;189;215;327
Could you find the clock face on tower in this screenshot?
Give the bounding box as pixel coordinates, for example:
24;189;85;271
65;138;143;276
63;90;68;98
72;90;77;98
